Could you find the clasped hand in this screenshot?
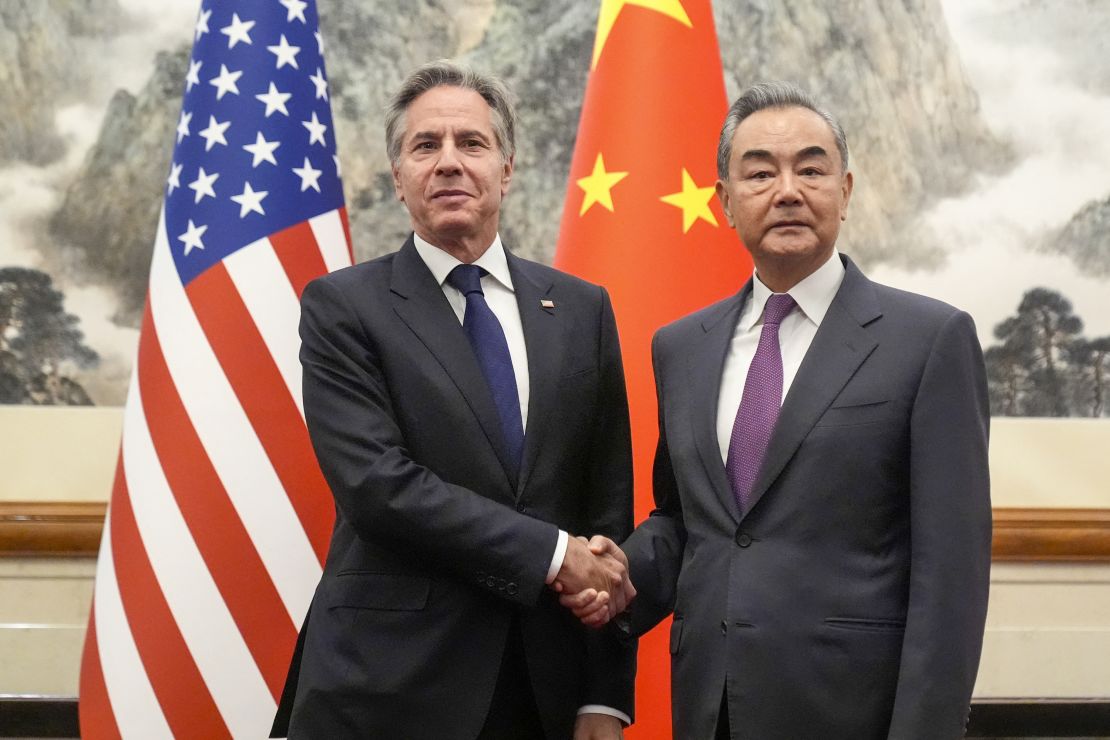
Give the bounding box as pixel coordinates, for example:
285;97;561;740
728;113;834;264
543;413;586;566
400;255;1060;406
552;535;635;627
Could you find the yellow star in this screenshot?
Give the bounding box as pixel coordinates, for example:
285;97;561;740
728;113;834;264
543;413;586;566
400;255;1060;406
577;153;629;216
660;168;718;233
592;0;692;69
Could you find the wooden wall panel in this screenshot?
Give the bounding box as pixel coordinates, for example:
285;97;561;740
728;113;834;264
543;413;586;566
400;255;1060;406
4;503;1109;561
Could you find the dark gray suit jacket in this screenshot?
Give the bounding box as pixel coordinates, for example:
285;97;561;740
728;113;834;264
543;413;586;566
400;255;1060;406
623;255;991;739
277;237;636;739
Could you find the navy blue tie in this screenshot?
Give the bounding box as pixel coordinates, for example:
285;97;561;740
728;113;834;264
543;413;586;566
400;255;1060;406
447;264;524;476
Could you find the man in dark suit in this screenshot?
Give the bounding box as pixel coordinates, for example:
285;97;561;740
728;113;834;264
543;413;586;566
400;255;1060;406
275;61;636;740
566;82;992;738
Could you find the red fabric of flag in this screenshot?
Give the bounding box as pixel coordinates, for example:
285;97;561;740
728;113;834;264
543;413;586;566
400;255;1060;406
554;1;751;735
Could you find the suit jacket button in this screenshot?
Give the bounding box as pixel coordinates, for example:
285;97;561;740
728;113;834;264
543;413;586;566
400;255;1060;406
516;503;527;513
735;532;752;547
486;576;496;587
507;583;518;595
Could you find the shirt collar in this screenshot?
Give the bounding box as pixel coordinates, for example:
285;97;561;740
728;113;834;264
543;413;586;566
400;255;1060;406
412;232;515;293
742;248;845;330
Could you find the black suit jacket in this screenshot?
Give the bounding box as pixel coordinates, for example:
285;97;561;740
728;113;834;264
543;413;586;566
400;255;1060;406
276;237;636;739
623;255;991;739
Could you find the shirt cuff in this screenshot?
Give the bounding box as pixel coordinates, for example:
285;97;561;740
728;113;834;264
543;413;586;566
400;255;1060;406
545;529;569;584
577;705;632;726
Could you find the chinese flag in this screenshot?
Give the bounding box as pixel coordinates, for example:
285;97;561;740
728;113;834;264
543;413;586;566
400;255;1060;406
553;0;751;735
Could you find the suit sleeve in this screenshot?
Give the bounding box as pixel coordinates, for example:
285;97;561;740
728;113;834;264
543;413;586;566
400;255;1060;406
622;329;689;637
888;309;992;739
579;286;639;718
299;277;558;607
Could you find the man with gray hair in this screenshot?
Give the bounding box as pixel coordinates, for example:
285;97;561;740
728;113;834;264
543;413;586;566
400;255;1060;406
566;81;992;738
273;60;637;739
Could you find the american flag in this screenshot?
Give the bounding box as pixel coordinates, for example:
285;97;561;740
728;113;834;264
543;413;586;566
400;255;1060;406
79;1;350;736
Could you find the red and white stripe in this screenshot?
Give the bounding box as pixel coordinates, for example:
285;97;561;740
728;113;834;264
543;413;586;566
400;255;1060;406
80;207;352;739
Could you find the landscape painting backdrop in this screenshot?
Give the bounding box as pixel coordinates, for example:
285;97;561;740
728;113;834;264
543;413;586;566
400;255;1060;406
1;0;1107;418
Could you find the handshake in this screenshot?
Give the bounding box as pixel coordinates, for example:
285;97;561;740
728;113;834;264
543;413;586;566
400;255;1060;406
551;535;636;628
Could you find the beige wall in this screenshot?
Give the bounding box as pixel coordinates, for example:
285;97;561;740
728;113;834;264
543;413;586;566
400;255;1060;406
978;563;1110;698
0;406;122;503
991;419;1110;509
0;558;94;695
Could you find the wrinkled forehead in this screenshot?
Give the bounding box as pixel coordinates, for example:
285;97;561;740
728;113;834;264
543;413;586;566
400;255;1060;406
732;106;839;161
403;85;494;136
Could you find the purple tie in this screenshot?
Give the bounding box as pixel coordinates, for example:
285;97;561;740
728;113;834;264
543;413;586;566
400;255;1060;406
726;293;796;514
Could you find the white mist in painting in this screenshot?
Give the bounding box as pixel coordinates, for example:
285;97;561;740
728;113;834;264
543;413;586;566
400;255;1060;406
868;0;1110;345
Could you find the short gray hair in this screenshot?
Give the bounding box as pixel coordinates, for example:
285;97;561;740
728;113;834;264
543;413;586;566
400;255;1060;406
385;60;516;165
716;81;849;179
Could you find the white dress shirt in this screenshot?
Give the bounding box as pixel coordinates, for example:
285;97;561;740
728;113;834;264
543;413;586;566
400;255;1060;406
716;249;846;463
413;234;625;723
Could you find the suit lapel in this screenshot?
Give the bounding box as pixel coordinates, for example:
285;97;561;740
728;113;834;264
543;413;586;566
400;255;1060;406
389;237;518;492
688;288;748;523
510;254;563;498
742;257;882;518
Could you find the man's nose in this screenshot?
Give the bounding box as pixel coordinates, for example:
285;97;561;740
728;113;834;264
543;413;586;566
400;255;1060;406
774;172;802;206
434;143;463;175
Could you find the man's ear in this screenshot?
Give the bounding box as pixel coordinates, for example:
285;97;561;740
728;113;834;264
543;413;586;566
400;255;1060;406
392;164;403;202
716;180;734;228
840;171;853;220
501;154;514;198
